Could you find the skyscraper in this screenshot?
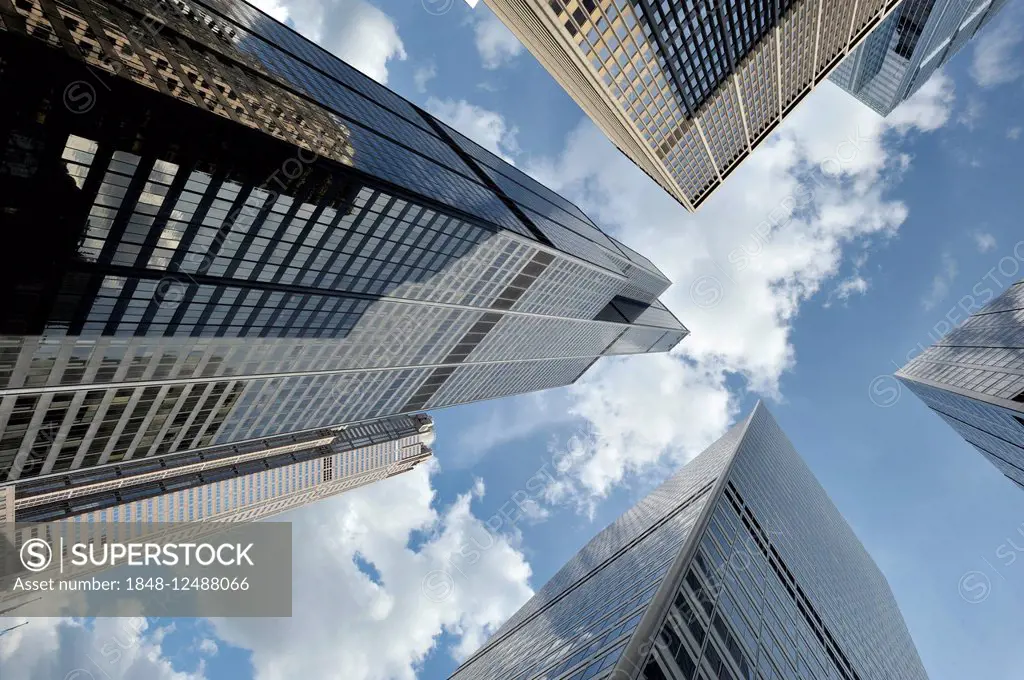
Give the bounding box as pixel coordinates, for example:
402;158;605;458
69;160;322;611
830;0;1011;116
5;413;434;523
0;413;432;610
478;0;902;210
0;0;686;488
450;403;928;680
897;279;1024;491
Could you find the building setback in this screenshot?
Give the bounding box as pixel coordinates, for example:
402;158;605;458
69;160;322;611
897;280;1024;491
831;0;1011;116
479;0;902;210
449;403;928;680
0;0;686;488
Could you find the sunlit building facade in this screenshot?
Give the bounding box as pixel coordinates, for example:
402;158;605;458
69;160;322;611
480;0;903;210
831;0;1011;115
0;0;686;487
897;280;1024;490
450;403;928;680
5;414;433;523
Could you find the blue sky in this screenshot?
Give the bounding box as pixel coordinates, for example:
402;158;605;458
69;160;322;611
3;1;1024;679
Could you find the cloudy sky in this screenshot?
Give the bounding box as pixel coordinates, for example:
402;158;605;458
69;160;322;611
4;0;1024;679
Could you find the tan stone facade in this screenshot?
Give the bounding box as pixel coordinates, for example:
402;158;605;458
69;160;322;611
484;0;903;210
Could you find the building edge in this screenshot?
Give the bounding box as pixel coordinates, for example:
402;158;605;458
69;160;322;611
612;404;760;678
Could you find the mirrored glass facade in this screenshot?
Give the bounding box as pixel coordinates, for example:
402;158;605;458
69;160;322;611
897;279;1024;490
451;404;928;680
0;0;687;485
480;0;901;210
830;0;1011;115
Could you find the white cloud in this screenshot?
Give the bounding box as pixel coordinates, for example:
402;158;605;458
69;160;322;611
970;6;1024;87
425;97;520;163
826;275;870;307
198;638;219;656
210;462;533;679
542;355;737;509
957;97;984;130
519;77;956;505
887;71;955;132
921;252;959;311
449;391;574;468
1008;126;1022;140
973;231;997;253
414;62;437;93
0;618;204;680
247;0;406;84
473;11;523;69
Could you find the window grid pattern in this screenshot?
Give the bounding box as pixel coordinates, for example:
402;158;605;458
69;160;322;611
899;281;1024;401
900;381;1024;488
604;326;668;355
830;0;1009;116
514;259;626;319
814;0;855;72
195;0;426;130
778;0;818;110
1;378;244;481
897;280;1024;489
451;414;749;680
734;33;779;140
492;0;899;208
549;0;687;153
2;0;686;484
212;367;435;443
51;426;428;525
641;493;851;680
469;316;625;363
698;82;747;170
453;488;713;680
441;119;596;229
453;406;928;680
425;357;595;410
663;122;716;201
721;406;929;680
52;0;535;237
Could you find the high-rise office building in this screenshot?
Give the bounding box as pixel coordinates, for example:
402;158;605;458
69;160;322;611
0;0;686;488
450;403;928;680
831;0;1011;115
897;279;1024;491
479;0;902;210
4;413;434;523
0;413;432;607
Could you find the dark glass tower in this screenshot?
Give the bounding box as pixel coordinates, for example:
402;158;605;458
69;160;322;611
0;0;686;486
831;0;1011;116
897;279;1024;491
450;404;928;680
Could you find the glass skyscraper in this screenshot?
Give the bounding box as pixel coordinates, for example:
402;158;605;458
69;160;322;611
897;279;1024;490
478;0;902;210
830;0;1011;115
0;0;686;488
450;403;928;680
